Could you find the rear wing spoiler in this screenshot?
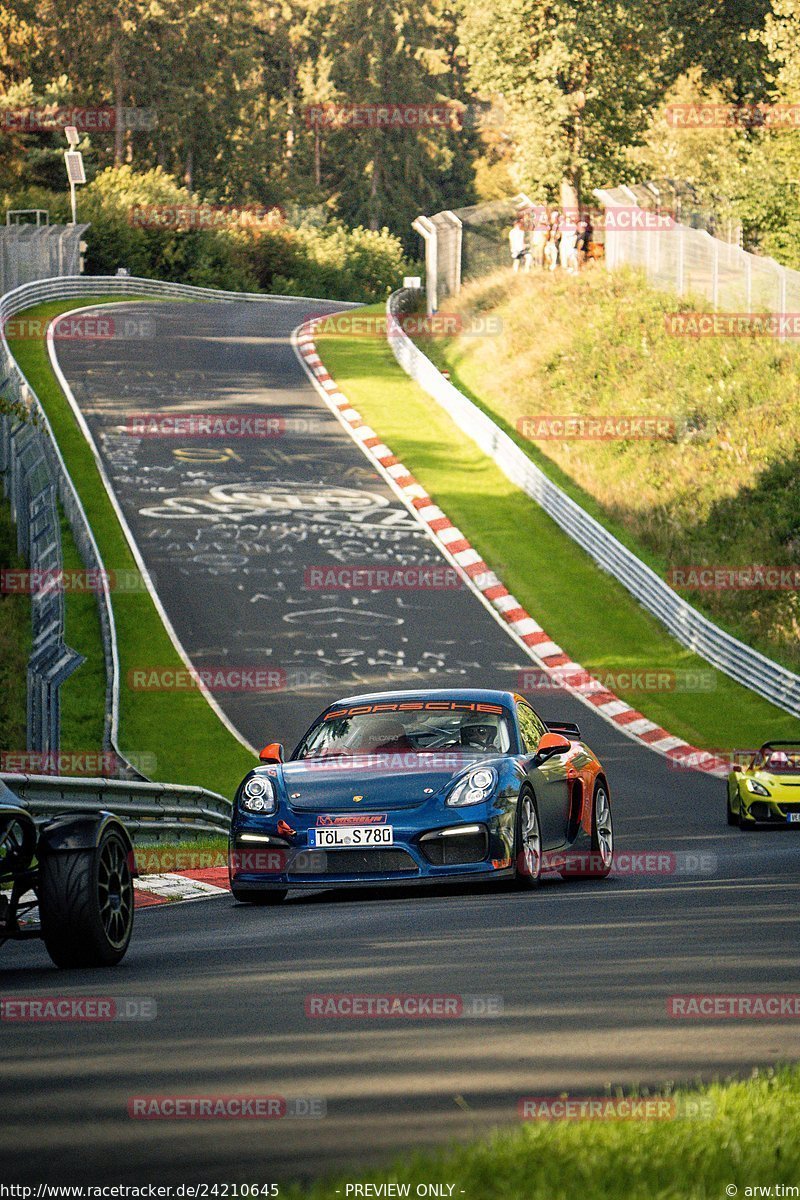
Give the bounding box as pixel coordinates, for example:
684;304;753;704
545;721;581;740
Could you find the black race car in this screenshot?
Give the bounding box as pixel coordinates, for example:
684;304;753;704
0;781;135;968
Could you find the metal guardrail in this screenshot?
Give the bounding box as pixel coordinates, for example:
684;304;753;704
1;772;231;840
0;414;84;752
1;275;340;773
386;289;800;718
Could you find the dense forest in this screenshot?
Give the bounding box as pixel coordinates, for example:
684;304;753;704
2;0;800;281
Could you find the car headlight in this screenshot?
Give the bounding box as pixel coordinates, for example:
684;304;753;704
446;767;497;808
745;778;770;797
240;775;277;814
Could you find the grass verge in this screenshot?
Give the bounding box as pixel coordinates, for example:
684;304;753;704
8;297;255;795
416;268;800;674
285;1067;800;1200
317;305;800;749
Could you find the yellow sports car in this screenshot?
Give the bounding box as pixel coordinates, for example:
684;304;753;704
727;742;800;829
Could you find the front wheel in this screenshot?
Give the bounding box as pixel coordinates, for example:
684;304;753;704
231;887;288;906
38;827;134;968
514;791;542;888
726;789;738;826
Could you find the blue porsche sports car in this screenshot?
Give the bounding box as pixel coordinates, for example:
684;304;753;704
228;688;613;903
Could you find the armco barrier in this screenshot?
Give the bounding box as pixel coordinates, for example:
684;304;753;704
1;275;346;775
1;772;231;840
386;289;800;718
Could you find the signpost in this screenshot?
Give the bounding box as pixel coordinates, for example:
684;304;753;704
63;127;85;225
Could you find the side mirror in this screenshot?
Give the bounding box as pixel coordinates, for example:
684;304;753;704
533;731;571;763
259;742;284;764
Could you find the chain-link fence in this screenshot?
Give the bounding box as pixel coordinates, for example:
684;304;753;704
414;194;534;312
0;223;89;295
412;181;773;317
594;185;800;328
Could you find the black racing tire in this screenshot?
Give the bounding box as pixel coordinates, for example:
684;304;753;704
38;827;134;968
564;780;614;880
513;789;542;889
726;788;738;826
588;780;614;878
231;887;288;906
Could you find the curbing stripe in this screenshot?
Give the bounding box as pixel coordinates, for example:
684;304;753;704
291;321;731;780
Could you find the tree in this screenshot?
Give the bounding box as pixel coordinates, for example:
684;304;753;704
460;0;675;203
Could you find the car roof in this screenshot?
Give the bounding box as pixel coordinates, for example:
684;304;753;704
331;687;517;709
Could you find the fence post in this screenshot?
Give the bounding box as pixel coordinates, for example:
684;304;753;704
442;211;463;297
412;216;438;314
779;265;787;343
744;249;752;311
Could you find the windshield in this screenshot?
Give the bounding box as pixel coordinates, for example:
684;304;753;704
760;749;800;774
295;702;513;760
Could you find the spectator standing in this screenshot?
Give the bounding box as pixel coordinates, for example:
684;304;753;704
509;217;528;271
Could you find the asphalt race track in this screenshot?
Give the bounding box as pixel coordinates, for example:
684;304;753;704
1;300;799;1186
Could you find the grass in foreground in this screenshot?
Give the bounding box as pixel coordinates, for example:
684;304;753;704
8;298;255;795
318;306;800;750
419;267;800;673
286;1067;800;1200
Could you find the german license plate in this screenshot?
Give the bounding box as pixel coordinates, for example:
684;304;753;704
308;825;394;848
788;813;800;823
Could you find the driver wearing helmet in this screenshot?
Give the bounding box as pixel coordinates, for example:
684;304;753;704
459;716;499;750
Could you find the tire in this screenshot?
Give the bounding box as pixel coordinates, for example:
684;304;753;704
589;782;614;877
231;887;288;906
514;790;542;888
38;827;134;968
565;781;614;880
726;788;738;826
